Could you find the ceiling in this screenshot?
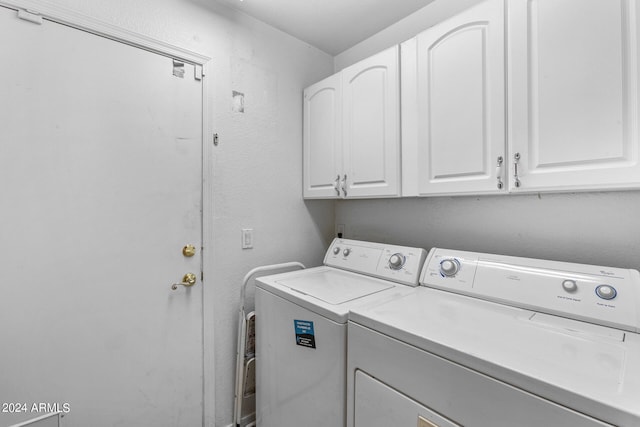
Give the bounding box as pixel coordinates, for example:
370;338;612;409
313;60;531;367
215;0;436;55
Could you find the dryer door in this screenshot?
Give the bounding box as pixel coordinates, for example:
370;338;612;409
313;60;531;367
354;370;460;427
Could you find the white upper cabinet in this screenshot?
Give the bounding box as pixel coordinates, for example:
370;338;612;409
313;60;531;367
303;74;342;198
508;0;640;192
402;0;506;196
303;46;401;199
342;46;401;198
306;0;640;199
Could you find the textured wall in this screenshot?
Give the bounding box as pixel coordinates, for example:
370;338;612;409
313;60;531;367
22;0;335;425
336;192;640;270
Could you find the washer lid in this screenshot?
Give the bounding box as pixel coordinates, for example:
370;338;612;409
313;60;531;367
277;269;394;304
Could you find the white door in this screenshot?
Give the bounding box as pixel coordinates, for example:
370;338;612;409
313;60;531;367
402;0;505;196
0;7;203;427
342;46;400;198
509;0;640;192
303;74;342;199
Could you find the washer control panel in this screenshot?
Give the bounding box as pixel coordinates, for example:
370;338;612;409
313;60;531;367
325;238;427;286
421;248;640;332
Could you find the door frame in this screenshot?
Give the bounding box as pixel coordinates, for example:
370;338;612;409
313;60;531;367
0;1;216;425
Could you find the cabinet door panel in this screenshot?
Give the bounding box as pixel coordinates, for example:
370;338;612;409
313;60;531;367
303;74;342;198
404;0;505;196
428;25;489;180
509;0;640;191
349;68;387;183
342;46;400;198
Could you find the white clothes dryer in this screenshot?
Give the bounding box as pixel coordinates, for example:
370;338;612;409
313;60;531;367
255;238;427;427
347;248;640;427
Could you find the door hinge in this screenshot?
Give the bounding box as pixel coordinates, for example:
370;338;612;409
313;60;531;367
213;133;219;146
18;9;43;25
195;65;203;81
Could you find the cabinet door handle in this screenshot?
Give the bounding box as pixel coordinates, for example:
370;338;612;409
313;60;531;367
340;174;348;197
513;152;521;188
496;156;504;189
333;174;341;196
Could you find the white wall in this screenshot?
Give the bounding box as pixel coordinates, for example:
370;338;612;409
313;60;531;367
18;0;335;425
333;0;640;271
336;192;640;270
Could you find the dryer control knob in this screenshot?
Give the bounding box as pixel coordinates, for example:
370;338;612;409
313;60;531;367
388;253;406;270
440;259;460;277
596;285;617;300
343;248;351;257
333;247;340;255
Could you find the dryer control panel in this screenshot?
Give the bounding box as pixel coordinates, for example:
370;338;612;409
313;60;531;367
325;238;427;287
420;248;640;332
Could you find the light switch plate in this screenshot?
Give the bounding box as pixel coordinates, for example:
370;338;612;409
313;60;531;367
242;228;253;249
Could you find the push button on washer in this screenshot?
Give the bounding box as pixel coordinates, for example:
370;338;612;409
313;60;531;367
562;279;578;293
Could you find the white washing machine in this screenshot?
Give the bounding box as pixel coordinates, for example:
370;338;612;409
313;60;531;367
347;248;640;427
255;238;427;427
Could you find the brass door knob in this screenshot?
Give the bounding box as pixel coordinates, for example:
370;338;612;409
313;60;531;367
171;273;197;290
182;244;196;257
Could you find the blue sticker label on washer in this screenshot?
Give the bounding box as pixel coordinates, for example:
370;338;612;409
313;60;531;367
294;319;316;349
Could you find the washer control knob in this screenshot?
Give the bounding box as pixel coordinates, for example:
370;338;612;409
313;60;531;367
440;258;460;277
333;247;340;255
562;279;578;293
343;248;351;257
596;285;617;300
388;253;406;270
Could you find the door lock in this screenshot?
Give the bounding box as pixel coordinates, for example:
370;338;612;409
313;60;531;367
182;244;196;257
